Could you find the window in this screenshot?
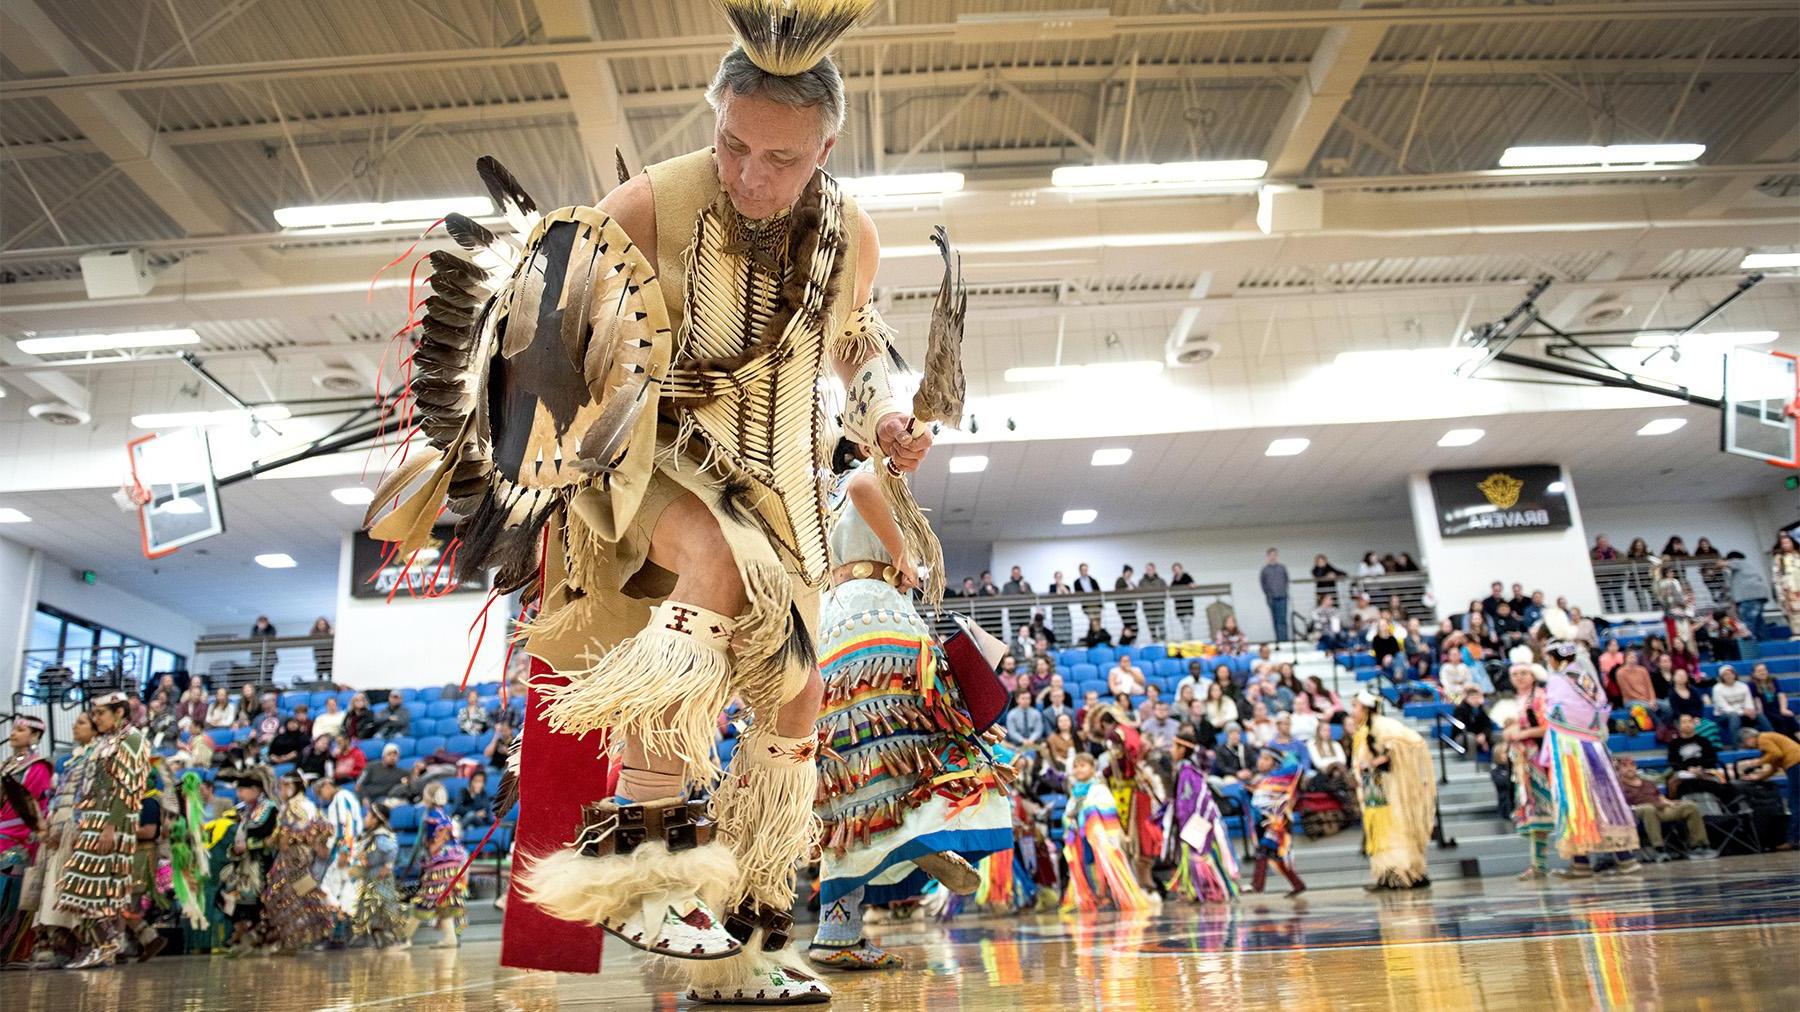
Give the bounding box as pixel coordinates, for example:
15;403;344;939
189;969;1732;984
25;605;187;693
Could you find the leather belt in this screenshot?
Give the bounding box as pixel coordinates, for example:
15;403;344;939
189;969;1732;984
831;560;903;589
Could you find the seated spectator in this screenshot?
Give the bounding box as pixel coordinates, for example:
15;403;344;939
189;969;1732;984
1668;640;1699;679
1492;602;1527;649
1734;727;1800;850
1294;676;1343;725
1108;655;1147;697
1522;591;1547;629
1708;666;1768;744
1175;661;1209;701
291;702;312;729
204;687;237;729
1614;650;1657;709
1665;714;1739;805
296;734;336;781
1044;714;1077;773
250;696;283;747
344;692;377;740
1266;714;1303;757
484;721;514;774
1568;606;1598;650
1246;669;1293;715
1304;722;1350;796
1438;653;1475;701
951;577;978;599
1039;687;1075;734
1246;701;1278;747
176;685;208;729
1117;623;1139;647
457;691;493;736
1026;656;1056;696
267;716;309;764
1614;755;1715;860
1200;682;1239;738
332;733;365;785
376;691;412;739
1747;663;1797;736
1214;615;1249;656
1662;669;1706;724
454;770;494;828
996;655;1022;695
1004;689;1048;749
357;743;407;800
145;697;177;750
1312;593;1349;652
1010;623;1037;663
311;696;347;741
1074;690;1103;732
1107;692;1140;727
1452;686;1494;758
1209;724;1255;790
1140;702;1180;753
1081;615;1112;648
1135;684;1164;724
1597;639;1625;678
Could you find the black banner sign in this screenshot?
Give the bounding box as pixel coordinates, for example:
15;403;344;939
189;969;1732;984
1428;465;1571;538
349;525;488;599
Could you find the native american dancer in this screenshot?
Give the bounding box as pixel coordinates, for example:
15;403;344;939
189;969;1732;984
807;447;1011;970
1104;725;1166;895
29;711;94;967
1248;748;1307;898
258;772;335;953
1061;752;1151;912
316;776;364;944
364;2;948;1002
408;782;468;948
0;715;53;965
1500;662;1555;880
216;765;278;954
353;802;411;949
1349;693;1437;891
1163;732;1239;904
55;692;153;968
1540;642;1641;879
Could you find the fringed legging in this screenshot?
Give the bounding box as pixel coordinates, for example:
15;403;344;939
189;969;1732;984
1251;851;1304;893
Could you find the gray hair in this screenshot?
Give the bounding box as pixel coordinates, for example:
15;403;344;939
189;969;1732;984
706;47;846;139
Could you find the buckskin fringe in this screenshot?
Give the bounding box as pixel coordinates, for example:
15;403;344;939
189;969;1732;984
535;624;732;785
710;730;822;913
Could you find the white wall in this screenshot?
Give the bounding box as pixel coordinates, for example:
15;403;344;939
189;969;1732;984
34;558;205;658
990;518;1415;642
329;533;510;690
1582;496;1786;560
0;535;44;696
1408;467;1598;620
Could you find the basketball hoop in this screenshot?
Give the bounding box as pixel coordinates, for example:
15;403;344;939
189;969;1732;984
113;477;152;512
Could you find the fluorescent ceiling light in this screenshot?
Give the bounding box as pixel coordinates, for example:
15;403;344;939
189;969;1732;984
948;455;989;474
1062;509;1098;525
273;196;494;229
1741;252;1800;270
156;497;203;515
1335;348;1482;368
1635;418;1688;436
1629;330;1778;348
131;405;291;430
1437;428;1486;447
1051;160;1267;188
1497;143;1704;168
1004;360;1164;383
254;553;297;569
16;328;200;355
0;508;30;524
331;486;376;505
839;172;964;199
1090;448;1132;466
1265;438;1310;457
1546;481;1567;494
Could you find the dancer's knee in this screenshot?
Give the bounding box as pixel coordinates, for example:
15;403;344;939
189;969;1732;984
772;668;824;737
648;494;747;616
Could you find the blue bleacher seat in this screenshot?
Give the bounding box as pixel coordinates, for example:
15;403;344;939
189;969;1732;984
426;700;457;719
1071;663;1099;683
1136;644;1167;663
1154;658;1184;679
414;735;447;757
280;690;308;708
440;776;469;798
1757;639;1800;658
390;804;421;832
445;733;480;756
1057;649;1085;670
308;691;333;711
717;737;738;767
477;729;496;749
273;762;296;778
232;727;254;743
360;740;386;761
393;736;417;757
1779;676;1800;694
213;785;236;802
1088;646;1117;666
206;728;233;747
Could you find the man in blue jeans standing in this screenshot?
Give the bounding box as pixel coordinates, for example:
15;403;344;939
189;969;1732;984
1260;547;1290;643
1717;551;1772;642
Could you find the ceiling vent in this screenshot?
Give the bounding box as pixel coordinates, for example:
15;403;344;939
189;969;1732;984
29;401;91;427
1582;297;1631;327
313;366;366;395
1168;335;1221;366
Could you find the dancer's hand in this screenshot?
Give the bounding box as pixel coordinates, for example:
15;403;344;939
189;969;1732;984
876;414;931;472
98;825;118;853
894;555;921;592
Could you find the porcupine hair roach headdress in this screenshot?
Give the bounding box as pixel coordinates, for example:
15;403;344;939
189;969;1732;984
712;0;877;77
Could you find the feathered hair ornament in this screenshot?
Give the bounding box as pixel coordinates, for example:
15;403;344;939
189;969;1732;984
713;0;877;76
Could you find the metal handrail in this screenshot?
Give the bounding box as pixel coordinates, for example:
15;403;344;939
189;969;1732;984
931;582;1234;643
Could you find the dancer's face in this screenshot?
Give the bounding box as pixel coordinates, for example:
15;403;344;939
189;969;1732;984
714;92;835;221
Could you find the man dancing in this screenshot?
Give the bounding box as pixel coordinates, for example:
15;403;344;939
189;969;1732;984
368;0;928;1001
0;715;53;965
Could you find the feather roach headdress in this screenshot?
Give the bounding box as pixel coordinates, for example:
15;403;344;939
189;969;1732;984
713;0;877;76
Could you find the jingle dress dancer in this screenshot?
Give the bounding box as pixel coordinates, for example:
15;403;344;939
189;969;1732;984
366;2;956;1002
30;711;94;967
808;450;1013;970
352;802;411;949
0;715;54;965
260;772;335;953
409;782;468;947
1349;693;1436;890
55;692;152;968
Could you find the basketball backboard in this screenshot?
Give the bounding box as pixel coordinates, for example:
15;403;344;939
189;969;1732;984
1721;348;1799;469
127;428;225;558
